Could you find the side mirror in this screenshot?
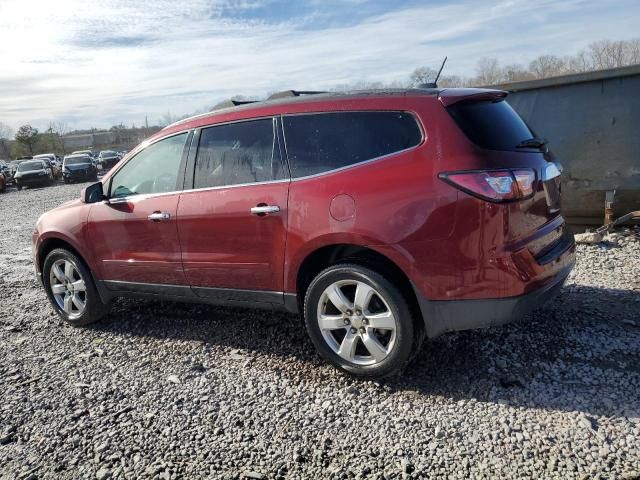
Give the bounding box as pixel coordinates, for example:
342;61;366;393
81;182;104;204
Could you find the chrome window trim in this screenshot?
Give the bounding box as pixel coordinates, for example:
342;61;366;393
280;110;425;181
180;178;291;197
106;178;291;203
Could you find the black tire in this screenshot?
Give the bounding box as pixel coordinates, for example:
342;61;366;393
42;248;108;326
304;264;418;379
63;178;69;184
16;184;22;191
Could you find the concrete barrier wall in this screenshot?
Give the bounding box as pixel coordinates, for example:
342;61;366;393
494;65;640;225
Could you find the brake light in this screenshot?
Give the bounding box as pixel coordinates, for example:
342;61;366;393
439;169;536;202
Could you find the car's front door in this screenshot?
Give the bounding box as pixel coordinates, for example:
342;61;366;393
177;118;290;304
88;131;191;286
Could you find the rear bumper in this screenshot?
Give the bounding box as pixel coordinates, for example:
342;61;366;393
416;233;575;338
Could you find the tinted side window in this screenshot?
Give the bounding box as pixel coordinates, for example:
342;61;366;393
283;111;422;178
447;100;534;151
110;132;188;198
194;118;285;189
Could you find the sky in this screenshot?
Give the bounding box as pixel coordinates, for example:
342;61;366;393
0;0;639;132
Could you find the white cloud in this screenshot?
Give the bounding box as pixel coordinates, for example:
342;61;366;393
0;0;638;130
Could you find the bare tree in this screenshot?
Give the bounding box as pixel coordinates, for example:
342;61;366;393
409;67;438;87
475;58;505;85
0;121;12;140
438;74;468;87
625;38;640;65
0;123;11;158
588;40;629;69
502;64;535;82
567;50;593;73
529;55;568;78
48;121;69;138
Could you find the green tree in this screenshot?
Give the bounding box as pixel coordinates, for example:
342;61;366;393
15;124;39;155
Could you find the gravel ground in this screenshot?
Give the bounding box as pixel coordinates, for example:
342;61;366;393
1;181;639;480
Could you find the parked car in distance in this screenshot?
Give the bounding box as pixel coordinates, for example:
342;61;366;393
34;153;62;179
14;159;54;190
0;170;6;193
8;160;26;182
32;88;575;378
0;160;11;184
62;154;98;183
71;150;97;163
97;150;121;171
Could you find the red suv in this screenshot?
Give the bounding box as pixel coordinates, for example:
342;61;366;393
33;88;575;378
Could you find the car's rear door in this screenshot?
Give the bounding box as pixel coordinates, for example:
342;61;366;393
177;117;290;305
87;131;191;286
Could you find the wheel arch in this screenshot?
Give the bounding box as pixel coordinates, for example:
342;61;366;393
37;235;89;274
37;235;111;305
294;244;424;330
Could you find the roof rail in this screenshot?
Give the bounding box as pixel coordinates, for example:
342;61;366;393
267;90;326;100
211;99;259;111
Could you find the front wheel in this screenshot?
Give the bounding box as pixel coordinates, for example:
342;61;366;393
42;248;108;326
304;264;418;379
16;184;22;191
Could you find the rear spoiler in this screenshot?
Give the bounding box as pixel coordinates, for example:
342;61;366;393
438;88;508;107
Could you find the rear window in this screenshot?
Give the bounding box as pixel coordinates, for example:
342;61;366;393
447;100;534;151
283;111;422;178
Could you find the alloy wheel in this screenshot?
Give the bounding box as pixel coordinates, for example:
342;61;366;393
49;258;87;319
317;280;397;366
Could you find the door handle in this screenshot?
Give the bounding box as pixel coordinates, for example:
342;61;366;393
250;205;280;215
148;212;171;221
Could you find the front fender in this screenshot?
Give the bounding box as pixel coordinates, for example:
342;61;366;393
33;201;94;274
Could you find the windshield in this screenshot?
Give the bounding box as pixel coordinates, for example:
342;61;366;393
65;156;91;165
17;161;45;171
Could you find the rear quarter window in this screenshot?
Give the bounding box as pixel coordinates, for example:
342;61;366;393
447;100;533;151
283;111;422;178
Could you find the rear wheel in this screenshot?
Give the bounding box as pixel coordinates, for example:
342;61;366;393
42;248;108;326
304;264;418;378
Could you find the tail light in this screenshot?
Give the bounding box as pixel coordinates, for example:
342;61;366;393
439;169;536;202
